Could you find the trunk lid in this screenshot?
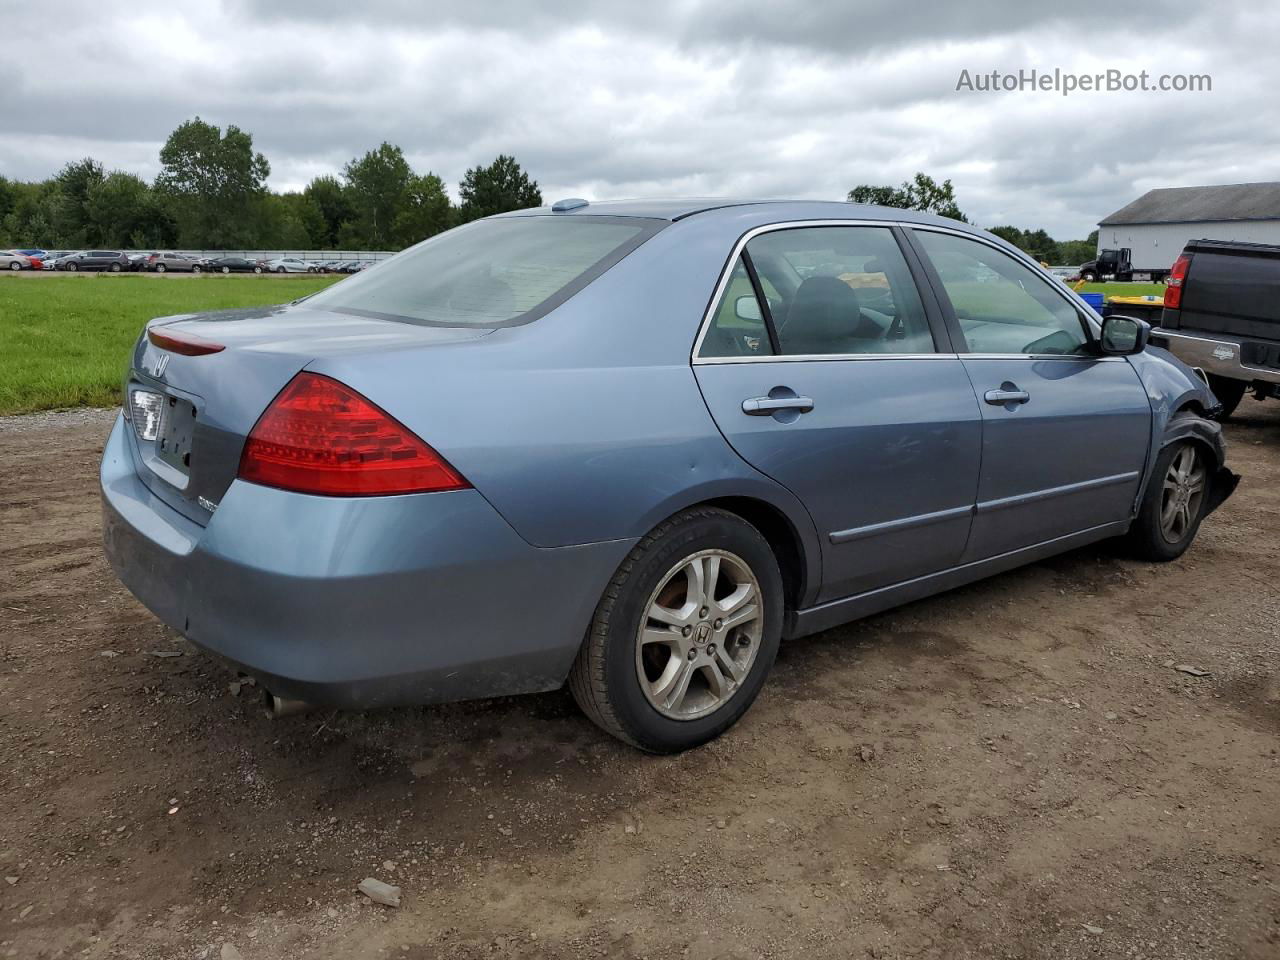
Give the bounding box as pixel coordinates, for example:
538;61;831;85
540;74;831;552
124;304;491;525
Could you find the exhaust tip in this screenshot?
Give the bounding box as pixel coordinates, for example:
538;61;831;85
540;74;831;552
263;690;313;718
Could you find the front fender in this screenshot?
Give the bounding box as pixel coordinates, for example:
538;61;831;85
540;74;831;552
1127;348;1238;516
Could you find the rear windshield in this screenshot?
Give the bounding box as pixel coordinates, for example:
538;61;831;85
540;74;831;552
305;215;661;327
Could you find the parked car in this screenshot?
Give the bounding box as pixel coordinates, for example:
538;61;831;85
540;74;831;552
1151;238;1280;416
263;257;315;274
15;248;48;268
146;252;203;273
206;256;266;274
101;199;1238;753
1;251;32;271
40;251;75;270
59;250;131;272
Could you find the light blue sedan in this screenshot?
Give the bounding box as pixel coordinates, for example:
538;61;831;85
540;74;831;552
101;199;1237;752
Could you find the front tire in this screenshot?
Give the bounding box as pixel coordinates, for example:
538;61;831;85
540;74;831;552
253;266;263;274
8;261;19;271
68;262;78;271
276;267;286;274
569;507;783;753
1127;437;1211;562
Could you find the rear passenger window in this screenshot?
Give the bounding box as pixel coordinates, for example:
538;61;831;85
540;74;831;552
699;227;934;358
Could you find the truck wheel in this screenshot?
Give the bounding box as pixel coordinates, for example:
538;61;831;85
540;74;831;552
569;507;784;753
1082;271;1097;282
1206;375;1247;419
1127;436;1211;562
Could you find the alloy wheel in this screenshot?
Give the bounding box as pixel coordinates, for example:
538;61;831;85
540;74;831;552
635;549;763;721
1159;445;1206;543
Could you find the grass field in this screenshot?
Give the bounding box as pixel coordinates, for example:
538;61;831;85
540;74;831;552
0;274;339;414
1074;281;1166;299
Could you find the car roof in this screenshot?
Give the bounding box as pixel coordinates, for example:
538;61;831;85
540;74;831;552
496;197;981;231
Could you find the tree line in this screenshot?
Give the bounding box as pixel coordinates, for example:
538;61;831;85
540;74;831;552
0;126;1096;265
848;172;1098;264
0;117;542;251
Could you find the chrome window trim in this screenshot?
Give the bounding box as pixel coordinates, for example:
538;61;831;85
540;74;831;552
690;218;947;365
695;352;960;365
963;353;1125;362
905;223;1105;336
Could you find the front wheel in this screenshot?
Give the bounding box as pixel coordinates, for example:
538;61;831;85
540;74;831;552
221;266;230;274
1206;374;1247;419
1127;438;1211;562
155;263;166;273
67;262;78;271
569;507;783;753
276;267;286;274
253;266;263;274
1081;271;1097;282
8;261;19;271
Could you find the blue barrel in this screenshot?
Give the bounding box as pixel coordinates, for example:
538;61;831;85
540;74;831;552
1079;292;1105;312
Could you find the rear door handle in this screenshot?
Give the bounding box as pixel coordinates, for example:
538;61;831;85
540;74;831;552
742;396;814;415
983;388;1030;405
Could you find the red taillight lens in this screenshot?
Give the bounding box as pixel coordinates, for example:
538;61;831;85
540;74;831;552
237;373;469;496
148;327;225;356
1164;253;1192;310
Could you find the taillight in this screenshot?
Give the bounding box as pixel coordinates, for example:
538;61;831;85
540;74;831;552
148;327;225;356
237;373;469;496
1164;253;1192;310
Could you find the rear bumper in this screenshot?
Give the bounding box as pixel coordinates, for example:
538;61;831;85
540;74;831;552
1152;328;1280;387
100;414;633;708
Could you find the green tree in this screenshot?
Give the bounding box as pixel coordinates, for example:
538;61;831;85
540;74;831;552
156;117;270;247
457;154;541;223
52;157;106;245
303;174;354;248
86;172;175;249
343;142;413;248
848;172;967;223
393;173;452;246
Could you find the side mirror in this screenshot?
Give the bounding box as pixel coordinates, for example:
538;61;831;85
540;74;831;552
1099;314;1150;355
734;296;763;322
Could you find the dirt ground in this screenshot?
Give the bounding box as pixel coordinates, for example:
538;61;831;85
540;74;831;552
1;402;1278;960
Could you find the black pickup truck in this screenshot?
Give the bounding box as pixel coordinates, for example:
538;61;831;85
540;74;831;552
1151;238;1280;417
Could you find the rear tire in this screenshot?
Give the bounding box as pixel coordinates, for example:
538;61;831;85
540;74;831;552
569;507;783;753
276;267;286;274
1127;436;1211;562
1206;375;1247;419
110;263;122;272
156;263;166;273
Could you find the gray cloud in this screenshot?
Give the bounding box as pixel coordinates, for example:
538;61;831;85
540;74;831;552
0;0;1274;239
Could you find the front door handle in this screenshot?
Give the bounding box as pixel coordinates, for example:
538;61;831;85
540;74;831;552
742;395;814;415
984;387;1030;405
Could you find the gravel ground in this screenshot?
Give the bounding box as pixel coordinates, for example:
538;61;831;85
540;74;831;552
0;401;1277;960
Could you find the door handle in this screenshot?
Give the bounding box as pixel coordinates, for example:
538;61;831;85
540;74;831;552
742;395;814;415
984;388;1030;405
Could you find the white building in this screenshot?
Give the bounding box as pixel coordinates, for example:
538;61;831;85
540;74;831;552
1098;181;1280;270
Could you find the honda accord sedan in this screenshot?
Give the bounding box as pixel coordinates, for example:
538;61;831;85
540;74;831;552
101;199;1238;752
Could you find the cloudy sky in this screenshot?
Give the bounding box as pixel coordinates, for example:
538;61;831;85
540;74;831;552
2;0;1277;238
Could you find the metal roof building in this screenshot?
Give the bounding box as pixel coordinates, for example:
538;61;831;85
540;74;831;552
1097;181;1280;270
